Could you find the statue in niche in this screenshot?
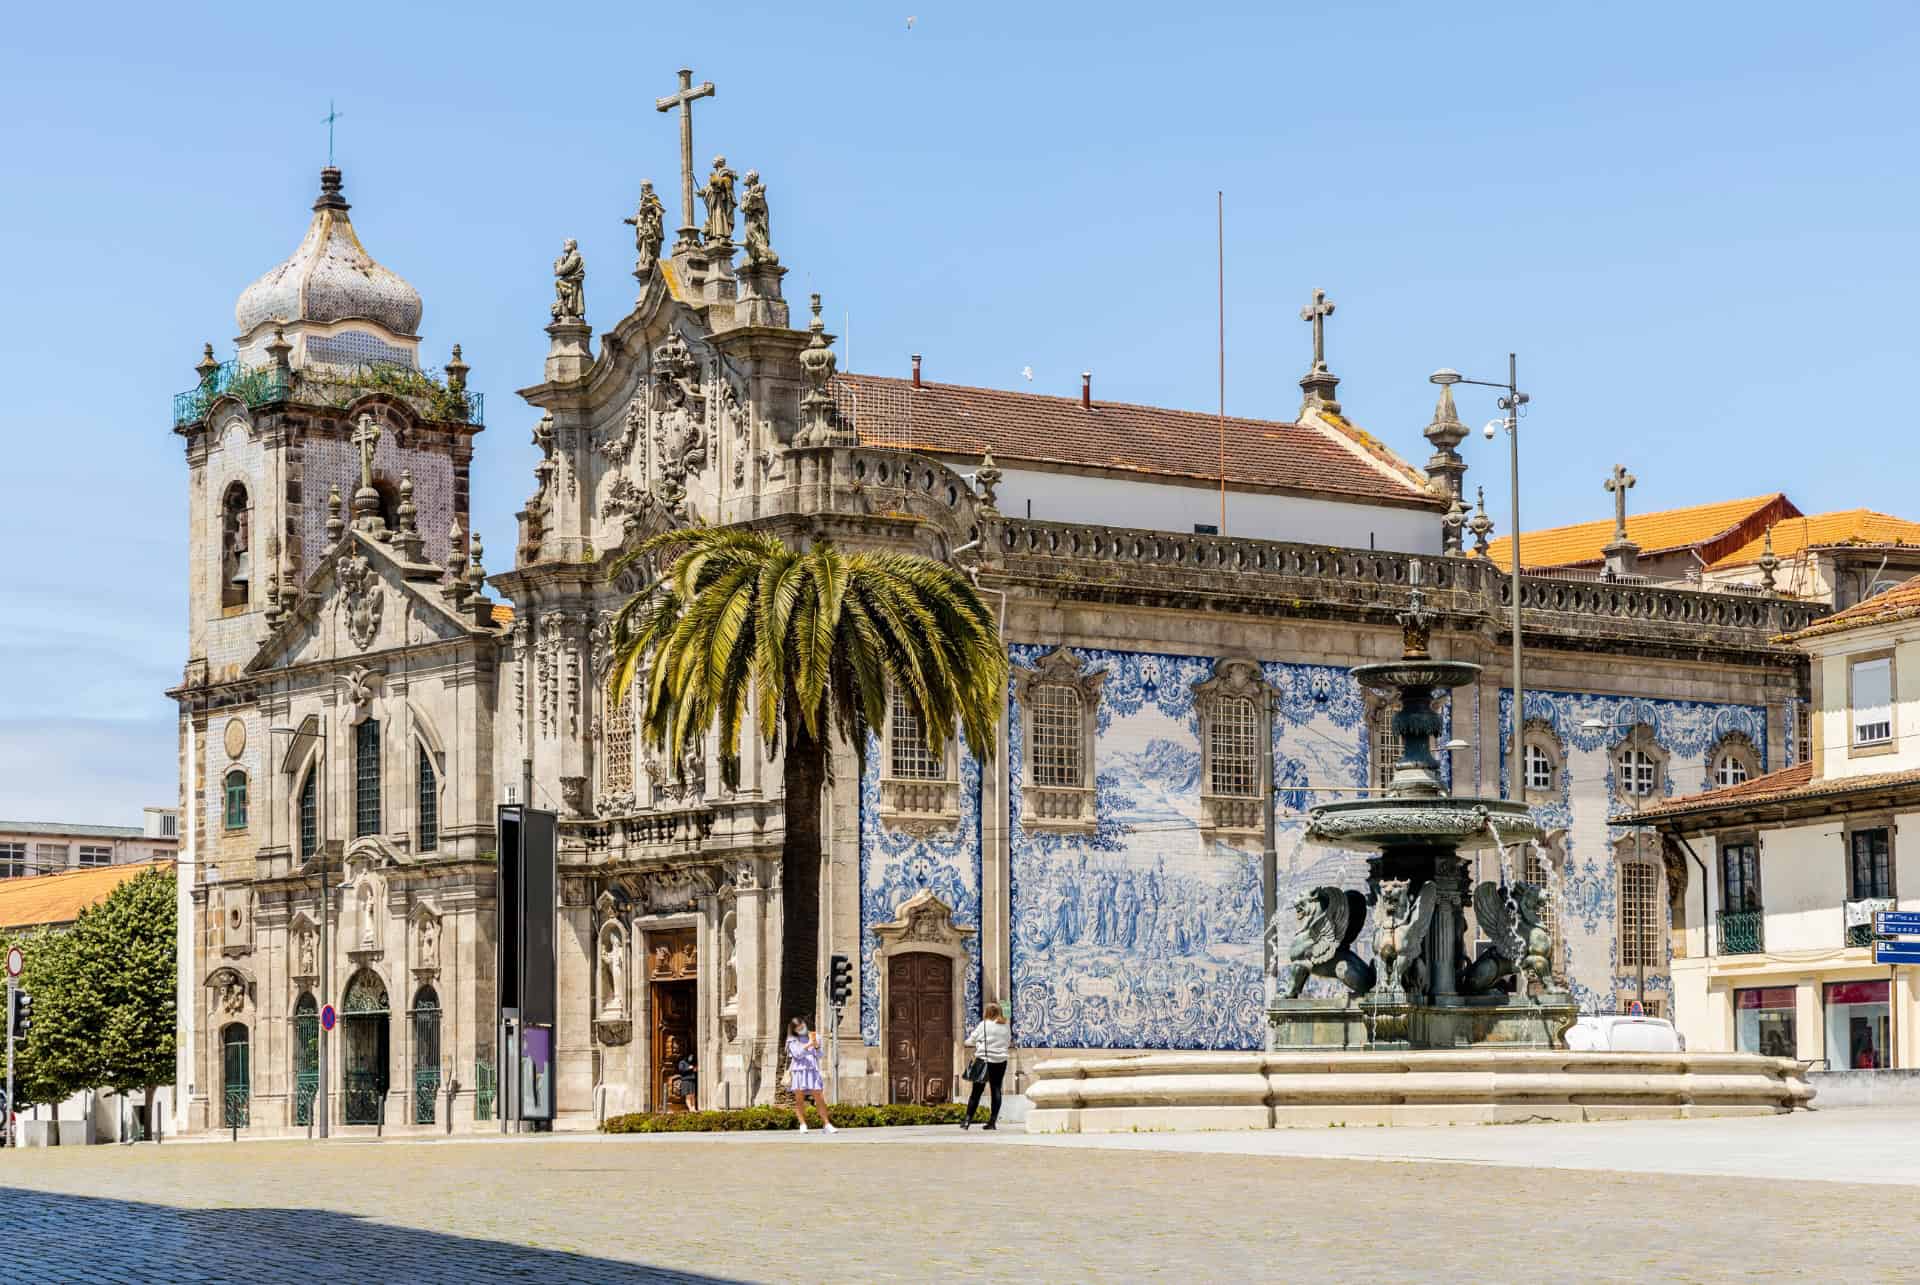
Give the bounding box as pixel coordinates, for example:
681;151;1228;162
719;908;738;1008
1279;886;1375;999
357;881;376;951
625;181;666;276
601;930;626;1015
740;170;777;268
551;238;586;321
297;928;316;977
418;916;440;969
700;155;737;245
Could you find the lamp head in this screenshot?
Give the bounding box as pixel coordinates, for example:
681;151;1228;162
1443;738;1469;752
1429;368;1462;386
1580;717;1608;733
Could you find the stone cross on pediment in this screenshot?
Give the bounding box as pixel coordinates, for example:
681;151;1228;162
352;413;382;493
1604;464;1636;543
1300;288;1335;371
655;68;716;251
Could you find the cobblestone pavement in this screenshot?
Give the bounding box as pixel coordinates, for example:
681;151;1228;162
1;1126;1913;1282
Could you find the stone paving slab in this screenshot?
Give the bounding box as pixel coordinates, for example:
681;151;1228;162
1;1122;1913;1282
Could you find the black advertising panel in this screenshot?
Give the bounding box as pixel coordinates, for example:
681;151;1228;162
520;808;558;1029
497;806;522;1011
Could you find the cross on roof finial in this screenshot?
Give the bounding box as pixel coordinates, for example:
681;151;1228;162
1300;288;1336;372
1604;463;1637;543
322;100;344;168
655;68;717;253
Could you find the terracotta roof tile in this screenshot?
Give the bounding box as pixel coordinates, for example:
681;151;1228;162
1784;573;1920;641
1486;494;1795;570
1712;509;1920;569
0;860;173;931
832;374;1441;508
1635;759;1920;824
491;603;515;625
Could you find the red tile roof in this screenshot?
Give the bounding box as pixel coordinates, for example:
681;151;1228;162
1784;573;1920;641
832;374;1441;509
0;860;174;930
1486;494;1797;570
1636;760;1920;824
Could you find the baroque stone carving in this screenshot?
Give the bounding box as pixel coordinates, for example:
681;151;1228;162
634;866;719;915
740;169;777;267
624;180;666;279
560;774;588;818
295;927;317;979
1279;887;1375;999
338;550;383;650
551;238;585;321
723;380;749;488
649;333;707;517
1371;878;1437;999
344;664;380;725
602;395;645;467
699;155;736;246
414;908;441;972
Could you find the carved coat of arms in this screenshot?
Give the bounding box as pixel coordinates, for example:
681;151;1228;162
650;333;708;516
337;551;383;650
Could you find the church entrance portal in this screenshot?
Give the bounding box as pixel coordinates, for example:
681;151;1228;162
646;929;697;1111
342;970;390;1125
887;952;953;1105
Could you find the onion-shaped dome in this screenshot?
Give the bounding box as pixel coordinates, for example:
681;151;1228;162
234;168;423;337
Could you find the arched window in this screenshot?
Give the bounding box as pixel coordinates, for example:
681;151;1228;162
221;1023;251;1129
1031;685;1084;788
224;770;249;831
355;720;381;837
415;744;438;853
221;482;251;610
298;766;318;859
1370;705;1402;792
1612;727;1667;802
411;984;442;1125
1709;734;1759;790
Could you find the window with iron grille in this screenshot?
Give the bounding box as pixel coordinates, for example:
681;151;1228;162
224;771;249;830
1618;860;1662;968
1523;849;1558;940
355;720;382;838
298;768;318;860
1722;841;1761;912
1713;752;1750;789
1524;743;1555;793
0;843;25;879
1795;704;1811;764
1617;748;1659;798
603;683;634;797
1850;827;1893;900
77;845;112;868
1371;708;1402;791
36;843;68;873
416;744;438;853
890;700;943;780
1209;696;1260;797
1031;685;1083;788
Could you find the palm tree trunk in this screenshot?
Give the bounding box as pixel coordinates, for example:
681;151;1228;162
778;733;827;1042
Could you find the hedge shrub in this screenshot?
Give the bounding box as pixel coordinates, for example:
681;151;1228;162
601;1102;981;1134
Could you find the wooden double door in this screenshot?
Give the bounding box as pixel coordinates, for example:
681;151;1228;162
649;928;698;1111
887;952;954;1105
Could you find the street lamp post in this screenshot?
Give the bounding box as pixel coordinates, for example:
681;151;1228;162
1582;713;1653;1008
1431;358;1529;801
270;724;329;1140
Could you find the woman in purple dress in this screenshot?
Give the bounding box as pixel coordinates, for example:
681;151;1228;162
785;1016;835;1134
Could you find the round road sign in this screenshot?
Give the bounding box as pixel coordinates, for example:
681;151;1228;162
5;945;21;978
320;1004;337;1032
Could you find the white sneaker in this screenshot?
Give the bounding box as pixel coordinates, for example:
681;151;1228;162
823;1122;837;1134
797;1121;808;1133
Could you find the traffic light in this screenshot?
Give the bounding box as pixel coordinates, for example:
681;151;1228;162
10;989;31;1038
828;954;853;1008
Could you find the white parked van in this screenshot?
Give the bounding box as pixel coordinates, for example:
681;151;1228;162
1565;1015;1686;1053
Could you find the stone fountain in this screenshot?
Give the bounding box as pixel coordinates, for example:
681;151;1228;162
1024;591;1815;1132
1269;590;1576;1052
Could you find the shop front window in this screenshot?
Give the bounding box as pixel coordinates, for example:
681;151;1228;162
1825;979;1890;1069
1735;986;1796;1058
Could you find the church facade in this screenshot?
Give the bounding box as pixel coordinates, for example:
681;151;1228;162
170;110;1826;1134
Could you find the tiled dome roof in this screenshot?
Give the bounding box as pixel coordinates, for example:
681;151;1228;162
234;168;423;337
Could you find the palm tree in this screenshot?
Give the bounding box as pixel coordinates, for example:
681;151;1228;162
608;526;1006;1041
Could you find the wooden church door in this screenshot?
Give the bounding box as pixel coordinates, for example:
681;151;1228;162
887;952;953;1105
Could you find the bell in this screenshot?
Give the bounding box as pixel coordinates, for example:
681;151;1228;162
233;549;251;585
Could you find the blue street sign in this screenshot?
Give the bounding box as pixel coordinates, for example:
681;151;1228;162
1873;940;1920;965
1874;911;1920;937
320;1004;337;1032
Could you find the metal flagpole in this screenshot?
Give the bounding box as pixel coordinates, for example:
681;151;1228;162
6;977;15;1148
1217;190;1226;534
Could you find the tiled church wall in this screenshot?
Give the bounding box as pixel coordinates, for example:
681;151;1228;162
300;433;456;575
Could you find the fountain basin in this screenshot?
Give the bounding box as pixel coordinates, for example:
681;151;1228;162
1024;1049;1814;1133
1349;658;1481;692
1303;796;1543;852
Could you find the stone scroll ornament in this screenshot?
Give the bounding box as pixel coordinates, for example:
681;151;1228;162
1280;886;1375;999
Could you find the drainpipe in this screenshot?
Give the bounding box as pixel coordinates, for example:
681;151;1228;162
1669;832;1713;959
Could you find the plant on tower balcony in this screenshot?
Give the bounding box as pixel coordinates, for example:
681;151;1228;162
607;527;1005;1039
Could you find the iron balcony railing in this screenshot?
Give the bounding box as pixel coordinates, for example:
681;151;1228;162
222;1086;250;1130
414;1067;441;1125
173;359;291;427
1718;907;1765;955
293;1072;319;1126
344;1071;386;1126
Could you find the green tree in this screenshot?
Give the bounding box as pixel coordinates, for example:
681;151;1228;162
0;927;72;1113
79;866;177;1119
610;528;1005;1031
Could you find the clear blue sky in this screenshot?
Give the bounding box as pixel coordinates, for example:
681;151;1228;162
3;2;1917;823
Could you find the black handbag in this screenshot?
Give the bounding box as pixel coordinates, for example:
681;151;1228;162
962;1057;988;1084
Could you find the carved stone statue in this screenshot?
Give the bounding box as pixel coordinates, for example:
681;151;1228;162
1460;880;1554;993
418;915;440;969
551;238;585;321
740;169;777;268
624;181;666;276
220;979;246;1016
357;881;376;951
1279;886;1375;999
699;155;736;246
1371;878;1438;999
601;931;626;1015
297;929;316;977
